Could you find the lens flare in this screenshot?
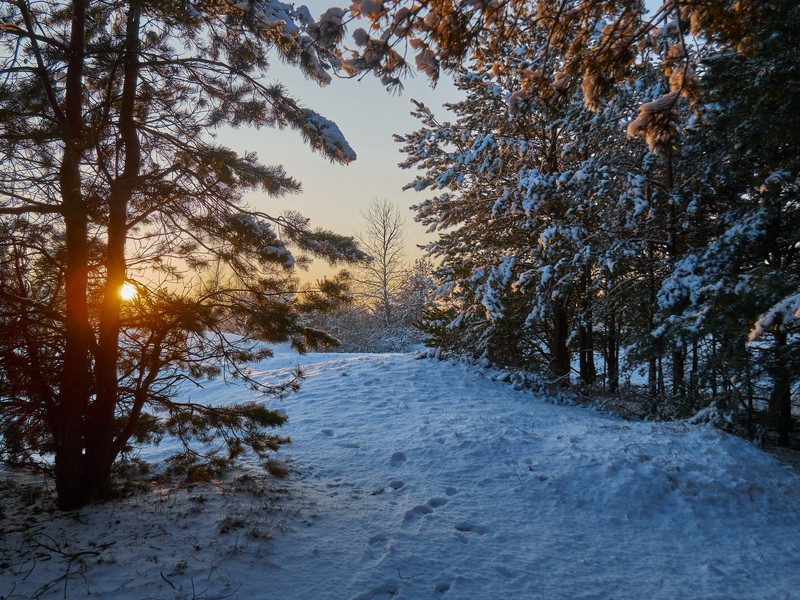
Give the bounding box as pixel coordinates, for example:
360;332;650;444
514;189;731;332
119;282;137;301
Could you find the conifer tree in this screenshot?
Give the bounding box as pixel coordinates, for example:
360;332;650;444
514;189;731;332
656;0;800;441
339;0;797;440
396;17;662;384
390;0;797;438
0;0;366;509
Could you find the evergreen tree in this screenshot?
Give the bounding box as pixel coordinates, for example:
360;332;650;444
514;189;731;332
0;0;366;509
396;23;666;384
339;0;797;441
657;0;800;442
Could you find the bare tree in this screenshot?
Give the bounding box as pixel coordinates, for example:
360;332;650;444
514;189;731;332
355;198;409;326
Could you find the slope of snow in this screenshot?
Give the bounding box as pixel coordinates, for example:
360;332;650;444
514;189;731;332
2;349;800;599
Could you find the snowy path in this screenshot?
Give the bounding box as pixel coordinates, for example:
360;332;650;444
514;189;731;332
3;351;800;599
260;352;800;600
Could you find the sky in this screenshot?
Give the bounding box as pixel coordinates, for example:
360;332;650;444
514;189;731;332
215;0;663;282
216;10;462;281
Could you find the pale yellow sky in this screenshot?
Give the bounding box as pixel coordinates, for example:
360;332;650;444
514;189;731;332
215;20;461;282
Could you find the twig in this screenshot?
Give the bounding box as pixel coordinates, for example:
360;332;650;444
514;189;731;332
28;536;104;599
21;554;38;582
160;571;176;590
192;582;243;600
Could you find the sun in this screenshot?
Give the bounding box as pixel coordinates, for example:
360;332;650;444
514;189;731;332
119;282;138;301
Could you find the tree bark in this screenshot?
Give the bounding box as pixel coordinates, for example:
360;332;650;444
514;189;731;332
606;308;619;394
647;240;657;396
663;145;685;400
578;271;596;385
54;0;91;511
550;302;570;384
672;345;685;398
89;0;142;500
53;0;144;508
770;327;794;447
578;322;596;385
689;339;699;402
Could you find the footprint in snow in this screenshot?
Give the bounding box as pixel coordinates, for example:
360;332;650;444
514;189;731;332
365;533;393;563
495;565;516;578
336;442;360;449
368;533;389;546
351;580;399;600
444;487;458;496
403;504;434;524
321;429;335;437
389;480;405;490
435;581;451;594
454;521;489;535
390;452;407;466
403;496;449;523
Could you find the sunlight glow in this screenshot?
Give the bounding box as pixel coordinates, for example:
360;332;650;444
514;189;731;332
119;282;138;301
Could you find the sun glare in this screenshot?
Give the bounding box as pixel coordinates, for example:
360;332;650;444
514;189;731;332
119;282;138;301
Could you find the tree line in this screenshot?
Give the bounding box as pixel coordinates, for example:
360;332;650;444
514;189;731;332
385;0;798;445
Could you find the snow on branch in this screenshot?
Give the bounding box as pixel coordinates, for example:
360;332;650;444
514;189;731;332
232;0;341;84
227;212;296;267
300;109;357;163
235;0;304;35
749;293;800;340
626;90;680;151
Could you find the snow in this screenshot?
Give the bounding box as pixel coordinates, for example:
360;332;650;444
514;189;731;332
228;212;295;267
626;90;680;149
750;292;800;340
302;109;357;163
3;348;800;599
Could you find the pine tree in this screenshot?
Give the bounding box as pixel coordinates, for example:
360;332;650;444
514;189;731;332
349;0;796;439
396;20;672;384
656;0;800;442
0;0;366;509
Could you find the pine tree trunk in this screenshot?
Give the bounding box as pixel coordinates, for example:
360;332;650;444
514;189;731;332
648;355;657;396
579;322;596;385
721;331;731;395
647;240;657;396
605;276;619;394
54;0;92;511
663;146;685;401
550;303;570;384
90;0;143;499
578;271;596;385
744;345;755;439
607;311;619;394
770;328;794;447
672;346;685;398
689;339;699;403
53;0;144;510
710;335;718;398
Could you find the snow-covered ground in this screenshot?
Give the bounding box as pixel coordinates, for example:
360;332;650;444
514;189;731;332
2;348;800;599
